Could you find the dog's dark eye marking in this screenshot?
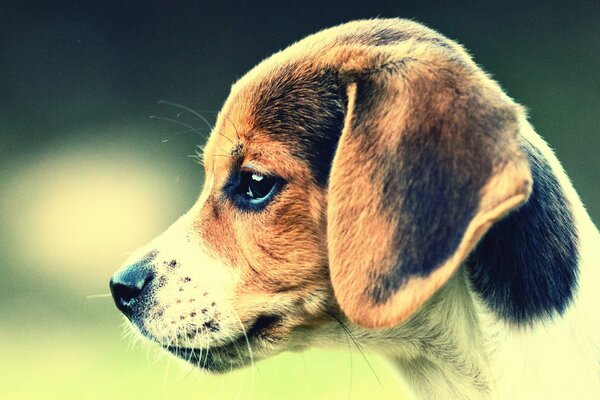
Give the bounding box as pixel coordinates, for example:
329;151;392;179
223;168;284;211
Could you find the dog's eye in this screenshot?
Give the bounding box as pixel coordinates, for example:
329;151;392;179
231;171;283;210
244;173;273;199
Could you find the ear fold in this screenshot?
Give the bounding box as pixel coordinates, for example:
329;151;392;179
327;57;532;329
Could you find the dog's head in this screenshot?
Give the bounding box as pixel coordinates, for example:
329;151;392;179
110;19;531;372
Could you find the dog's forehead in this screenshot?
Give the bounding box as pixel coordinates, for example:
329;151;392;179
205;60;345;185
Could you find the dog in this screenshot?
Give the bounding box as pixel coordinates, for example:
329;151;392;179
109;19;600;400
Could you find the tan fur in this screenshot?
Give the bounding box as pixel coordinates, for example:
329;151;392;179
191;17;531;331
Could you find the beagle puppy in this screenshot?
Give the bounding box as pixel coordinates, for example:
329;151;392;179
109;19;600;400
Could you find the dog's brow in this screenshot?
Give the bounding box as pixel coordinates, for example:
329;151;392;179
230;142;244;157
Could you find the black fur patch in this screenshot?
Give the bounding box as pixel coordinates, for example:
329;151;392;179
250;66;346;186
369;127;484;303
467;142;579;324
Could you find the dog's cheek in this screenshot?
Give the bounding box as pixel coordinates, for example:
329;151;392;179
239;187;329;292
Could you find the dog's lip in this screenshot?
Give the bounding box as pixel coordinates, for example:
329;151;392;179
164;344;210;355
163;335;244;354
163;313;282;356
245;313;281;337
163;345;221;371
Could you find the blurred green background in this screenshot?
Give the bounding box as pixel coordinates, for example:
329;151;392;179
0;1;598;399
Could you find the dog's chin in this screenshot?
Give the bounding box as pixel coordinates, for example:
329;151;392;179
149;314;288;373
162;340;255;373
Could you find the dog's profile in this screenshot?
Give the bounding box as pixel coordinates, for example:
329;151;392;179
110;19;600;400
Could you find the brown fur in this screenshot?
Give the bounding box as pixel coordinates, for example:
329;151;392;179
192;19;531;330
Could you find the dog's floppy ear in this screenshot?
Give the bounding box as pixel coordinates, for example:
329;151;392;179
327;54;532;329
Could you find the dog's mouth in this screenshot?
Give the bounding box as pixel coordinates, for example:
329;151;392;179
163;314;283;372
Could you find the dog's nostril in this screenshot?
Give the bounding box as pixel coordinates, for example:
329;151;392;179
109;263;154;319
111;281;143;303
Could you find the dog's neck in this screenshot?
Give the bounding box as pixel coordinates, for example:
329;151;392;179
380;270;491;400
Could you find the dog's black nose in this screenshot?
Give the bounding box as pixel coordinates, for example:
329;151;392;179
109;259;154;318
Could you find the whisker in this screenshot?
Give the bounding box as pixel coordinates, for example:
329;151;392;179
221;113;241;141
148;343;168;368
86;293;111;299
155;101;241;155
234;352;246;400
328;312;383;388
183;107;242;142
187;154;201;162
157;100;215;132
181;324;202;378
160;335;175;370
194;324;204;370
215;130;236;146
201;329;212;370
160;128;208;143
149;115;207;139
156;100;238;147
344;323;354;400
232;311;256;372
